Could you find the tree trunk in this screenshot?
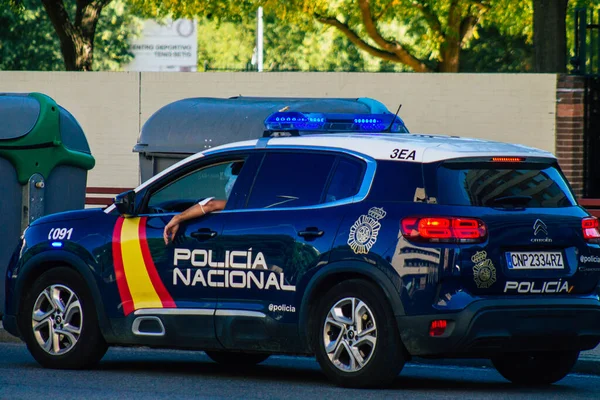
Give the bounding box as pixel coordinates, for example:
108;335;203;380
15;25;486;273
533;0;568;73
439;45;460;72
56;30;95;71
438;1;462;73
41;0;107;71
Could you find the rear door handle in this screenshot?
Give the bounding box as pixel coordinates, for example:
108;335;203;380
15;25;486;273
298;228;324;239
191;229;218;239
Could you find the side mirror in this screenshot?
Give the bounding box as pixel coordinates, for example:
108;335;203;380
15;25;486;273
114;190;136;216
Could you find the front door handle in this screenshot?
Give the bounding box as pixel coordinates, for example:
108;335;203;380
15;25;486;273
298;227;324;239
191;229;218;240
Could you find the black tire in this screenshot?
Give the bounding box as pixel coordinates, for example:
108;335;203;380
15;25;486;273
491;350;579;385
19;267;108;369
313;279;406;388
205;351;270;366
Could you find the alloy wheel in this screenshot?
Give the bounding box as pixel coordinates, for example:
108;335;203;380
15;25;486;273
31;284;83;355
323;297;377;372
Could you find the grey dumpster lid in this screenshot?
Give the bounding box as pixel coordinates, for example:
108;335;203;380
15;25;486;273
135;96;393;155
0;94;41;140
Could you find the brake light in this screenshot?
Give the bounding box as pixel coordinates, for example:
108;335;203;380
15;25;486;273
583;217;600;242
491;157;525;162
401;217;487;243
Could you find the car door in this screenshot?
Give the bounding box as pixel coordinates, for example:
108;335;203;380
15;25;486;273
215;150;368;352
116;154;251;346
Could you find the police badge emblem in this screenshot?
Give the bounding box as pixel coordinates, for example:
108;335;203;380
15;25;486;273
472;250;496;288
348;207;386;254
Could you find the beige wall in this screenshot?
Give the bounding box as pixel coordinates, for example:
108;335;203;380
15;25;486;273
1;72;558;188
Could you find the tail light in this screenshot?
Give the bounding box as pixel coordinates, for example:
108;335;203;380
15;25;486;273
583;217;600;243
401;217;487;243
429;320;448;337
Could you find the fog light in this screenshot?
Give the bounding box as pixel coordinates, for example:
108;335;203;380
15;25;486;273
429;320;448;337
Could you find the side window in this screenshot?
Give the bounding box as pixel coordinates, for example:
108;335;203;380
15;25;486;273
147;160;244;213
367;161;425;202
246;152;336;209
324;158;365;202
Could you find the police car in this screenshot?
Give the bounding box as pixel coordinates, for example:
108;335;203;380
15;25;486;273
4;111;600;388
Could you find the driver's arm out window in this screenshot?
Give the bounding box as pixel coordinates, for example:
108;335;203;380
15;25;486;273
146;160;243;213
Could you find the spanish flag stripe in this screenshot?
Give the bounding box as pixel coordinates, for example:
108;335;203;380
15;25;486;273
120;218;163;310
112;217;134;316
138;217;176;308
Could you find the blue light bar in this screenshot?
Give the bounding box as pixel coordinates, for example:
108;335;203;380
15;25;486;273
264;112;407;134
51;241;63;248
264;112;327;131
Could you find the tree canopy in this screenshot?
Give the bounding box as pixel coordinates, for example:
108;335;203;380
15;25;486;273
1;0;141;71
131;0;533;72
2;0;599;72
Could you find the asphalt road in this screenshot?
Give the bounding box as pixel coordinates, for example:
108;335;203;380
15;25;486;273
1;343;599;400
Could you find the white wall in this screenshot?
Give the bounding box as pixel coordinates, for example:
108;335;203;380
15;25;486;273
1;72;558;188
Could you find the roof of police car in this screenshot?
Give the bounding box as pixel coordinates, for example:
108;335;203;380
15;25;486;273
208;132;554;161
128;132;554;197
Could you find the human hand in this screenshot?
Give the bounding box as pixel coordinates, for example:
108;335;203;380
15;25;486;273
163;217;180;245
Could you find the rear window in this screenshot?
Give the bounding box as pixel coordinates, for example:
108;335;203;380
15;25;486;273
427;162;576;208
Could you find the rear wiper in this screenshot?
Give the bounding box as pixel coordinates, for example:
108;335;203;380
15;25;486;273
487;195;532;208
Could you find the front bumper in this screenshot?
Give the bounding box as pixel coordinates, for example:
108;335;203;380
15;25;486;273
397;298;600;358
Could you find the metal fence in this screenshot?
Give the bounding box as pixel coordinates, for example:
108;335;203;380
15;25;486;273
572;8;600;75
572;9;600;197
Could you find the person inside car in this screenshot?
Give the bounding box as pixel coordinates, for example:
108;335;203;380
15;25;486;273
163;161;243;244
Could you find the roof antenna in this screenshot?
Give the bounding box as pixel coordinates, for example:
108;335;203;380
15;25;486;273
384;103;402;132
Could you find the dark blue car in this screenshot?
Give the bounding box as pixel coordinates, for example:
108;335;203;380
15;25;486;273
4;114;600;388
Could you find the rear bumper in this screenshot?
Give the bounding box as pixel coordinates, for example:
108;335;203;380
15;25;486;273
397;298;600;357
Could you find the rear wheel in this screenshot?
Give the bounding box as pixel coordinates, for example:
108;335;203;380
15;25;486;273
19;267;107;369
205;351;270;366
313;279;406;388
491;350;579;385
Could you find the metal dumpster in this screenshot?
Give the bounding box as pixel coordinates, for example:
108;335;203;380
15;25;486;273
134;96;393;182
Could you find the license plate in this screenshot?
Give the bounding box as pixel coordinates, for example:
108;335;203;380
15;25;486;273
506;252;564;269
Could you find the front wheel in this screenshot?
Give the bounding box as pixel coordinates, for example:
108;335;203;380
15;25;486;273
205;351;270;366
491;350;579;385
19;267;108;369
313;279;406;388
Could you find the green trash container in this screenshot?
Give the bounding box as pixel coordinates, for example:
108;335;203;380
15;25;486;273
0;93;95;311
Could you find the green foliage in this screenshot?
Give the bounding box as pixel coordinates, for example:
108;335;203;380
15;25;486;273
460;27;533;72
0;0;142;71
0;2;62;70
4;0;596;73
196;15;407;72
140;0;540;72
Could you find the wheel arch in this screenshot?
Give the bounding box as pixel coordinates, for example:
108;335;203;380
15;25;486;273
299;260;405;352
14;251;113;340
